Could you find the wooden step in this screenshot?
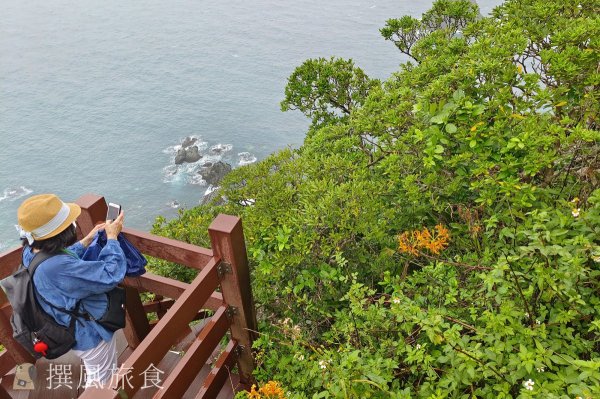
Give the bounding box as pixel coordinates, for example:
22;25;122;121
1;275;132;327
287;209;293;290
0;326;241;399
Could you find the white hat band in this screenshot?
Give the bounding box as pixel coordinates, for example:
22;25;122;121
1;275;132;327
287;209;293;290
30;202;71;239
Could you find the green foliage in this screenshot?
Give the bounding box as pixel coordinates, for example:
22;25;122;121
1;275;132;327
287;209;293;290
280;57;379;129
153;0;600;397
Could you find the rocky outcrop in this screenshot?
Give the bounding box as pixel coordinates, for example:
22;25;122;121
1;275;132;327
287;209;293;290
197;161;232;186
181;136;197;149
200;189;225;206
174;136;203;165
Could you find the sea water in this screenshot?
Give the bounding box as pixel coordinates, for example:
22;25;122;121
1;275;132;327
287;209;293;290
0;0;503;249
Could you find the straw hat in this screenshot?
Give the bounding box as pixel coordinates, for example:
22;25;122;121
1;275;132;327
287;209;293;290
17;194;81;243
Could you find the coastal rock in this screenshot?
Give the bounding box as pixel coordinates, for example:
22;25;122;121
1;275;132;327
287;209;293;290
181;136;197;149
201;188;226;206
197;161;232;186
175;145;202;165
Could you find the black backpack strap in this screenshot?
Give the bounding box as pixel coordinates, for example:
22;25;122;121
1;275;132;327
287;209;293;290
28;250;90;321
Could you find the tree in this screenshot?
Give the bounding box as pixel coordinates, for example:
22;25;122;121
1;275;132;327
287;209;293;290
280;57;379;128
380;0;480;62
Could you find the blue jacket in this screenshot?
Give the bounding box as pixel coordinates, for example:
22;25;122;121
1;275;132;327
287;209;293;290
22;240;127;351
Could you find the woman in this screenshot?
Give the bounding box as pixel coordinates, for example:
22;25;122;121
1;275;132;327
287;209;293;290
17;193;127;387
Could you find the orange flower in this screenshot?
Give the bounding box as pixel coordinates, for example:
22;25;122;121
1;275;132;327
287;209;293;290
246;381;286;399
398;225;450;256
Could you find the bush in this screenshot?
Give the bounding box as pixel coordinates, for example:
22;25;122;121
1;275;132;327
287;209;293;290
153;0;600;397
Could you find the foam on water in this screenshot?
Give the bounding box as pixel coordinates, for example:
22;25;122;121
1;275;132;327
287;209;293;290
0;186;33;203
204;185;219;196
166;200;180;209
209;144;233;155
163;138;255;185
238;152;257;166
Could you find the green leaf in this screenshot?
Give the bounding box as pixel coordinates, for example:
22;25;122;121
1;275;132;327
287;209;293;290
445;123;457;133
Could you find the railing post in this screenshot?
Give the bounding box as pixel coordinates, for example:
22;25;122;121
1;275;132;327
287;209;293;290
75;194;108;235
208;214;257;386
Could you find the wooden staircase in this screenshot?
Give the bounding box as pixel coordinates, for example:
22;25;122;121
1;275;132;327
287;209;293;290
0;194;257;399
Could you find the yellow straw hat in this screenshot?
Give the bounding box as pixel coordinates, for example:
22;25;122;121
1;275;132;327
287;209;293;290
17;194;81;243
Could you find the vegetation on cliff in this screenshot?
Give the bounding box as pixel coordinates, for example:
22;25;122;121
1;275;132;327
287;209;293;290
152;0;600;397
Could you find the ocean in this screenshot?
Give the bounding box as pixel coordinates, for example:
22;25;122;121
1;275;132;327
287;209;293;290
0;0;503;250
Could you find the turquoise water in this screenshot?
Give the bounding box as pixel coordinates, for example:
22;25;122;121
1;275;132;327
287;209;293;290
0;0;503;250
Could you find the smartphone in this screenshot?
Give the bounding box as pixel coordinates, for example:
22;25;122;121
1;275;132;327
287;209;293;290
106;202;122;221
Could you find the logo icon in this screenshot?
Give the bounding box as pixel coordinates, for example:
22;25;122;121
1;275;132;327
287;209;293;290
13;363;35;390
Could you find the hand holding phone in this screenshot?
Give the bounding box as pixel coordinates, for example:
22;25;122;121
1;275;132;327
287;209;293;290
107;202;122;221
105;207;124;240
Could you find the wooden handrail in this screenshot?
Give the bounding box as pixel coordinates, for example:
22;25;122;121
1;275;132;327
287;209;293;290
197;340;239;399
95;257;222;399
155;306;231;398
122;227;213;271
0;194;257;398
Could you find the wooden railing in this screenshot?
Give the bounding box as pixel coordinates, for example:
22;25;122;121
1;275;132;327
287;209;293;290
0;194;257;399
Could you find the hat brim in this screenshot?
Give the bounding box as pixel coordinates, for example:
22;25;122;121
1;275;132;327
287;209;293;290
37;203;82;240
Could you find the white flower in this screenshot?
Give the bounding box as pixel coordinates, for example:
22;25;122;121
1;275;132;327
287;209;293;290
536;366;545;372
592;255;600;263
392;298;401;304
416;344;422;350
536;319;541;325
294;353;305;361
572;208;580;217
524;312;529;318
319;360;328;370
523;379;535;391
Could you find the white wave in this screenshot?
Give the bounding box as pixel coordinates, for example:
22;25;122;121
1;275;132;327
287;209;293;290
162;135;207;155
237;152;257;166
166;200;180;209
0;186;33;203
187;173;207;185
162;165;181;183
204;185;219;196
209;144;233;155
162;144;180;155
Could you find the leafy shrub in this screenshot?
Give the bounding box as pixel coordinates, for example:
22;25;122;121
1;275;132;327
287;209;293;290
153;0;600;397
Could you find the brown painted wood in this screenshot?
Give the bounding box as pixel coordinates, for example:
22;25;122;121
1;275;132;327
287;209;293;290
0;349;16;378
114;258;221;398
75;195;108;235
0;376;24;399
208;215;257;385
142;298;175;314
123;286;151;350
124;272;189;299
123;273;224;311
154;306;231;399
152;295;168;319
0;384;12;399
78;387;119;399
196;340;238;399
0;247;21;281
122;228;213;271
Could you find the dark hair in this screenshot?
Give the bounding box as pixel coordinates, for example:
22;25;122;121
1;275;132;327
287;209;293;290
22;223;78;254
